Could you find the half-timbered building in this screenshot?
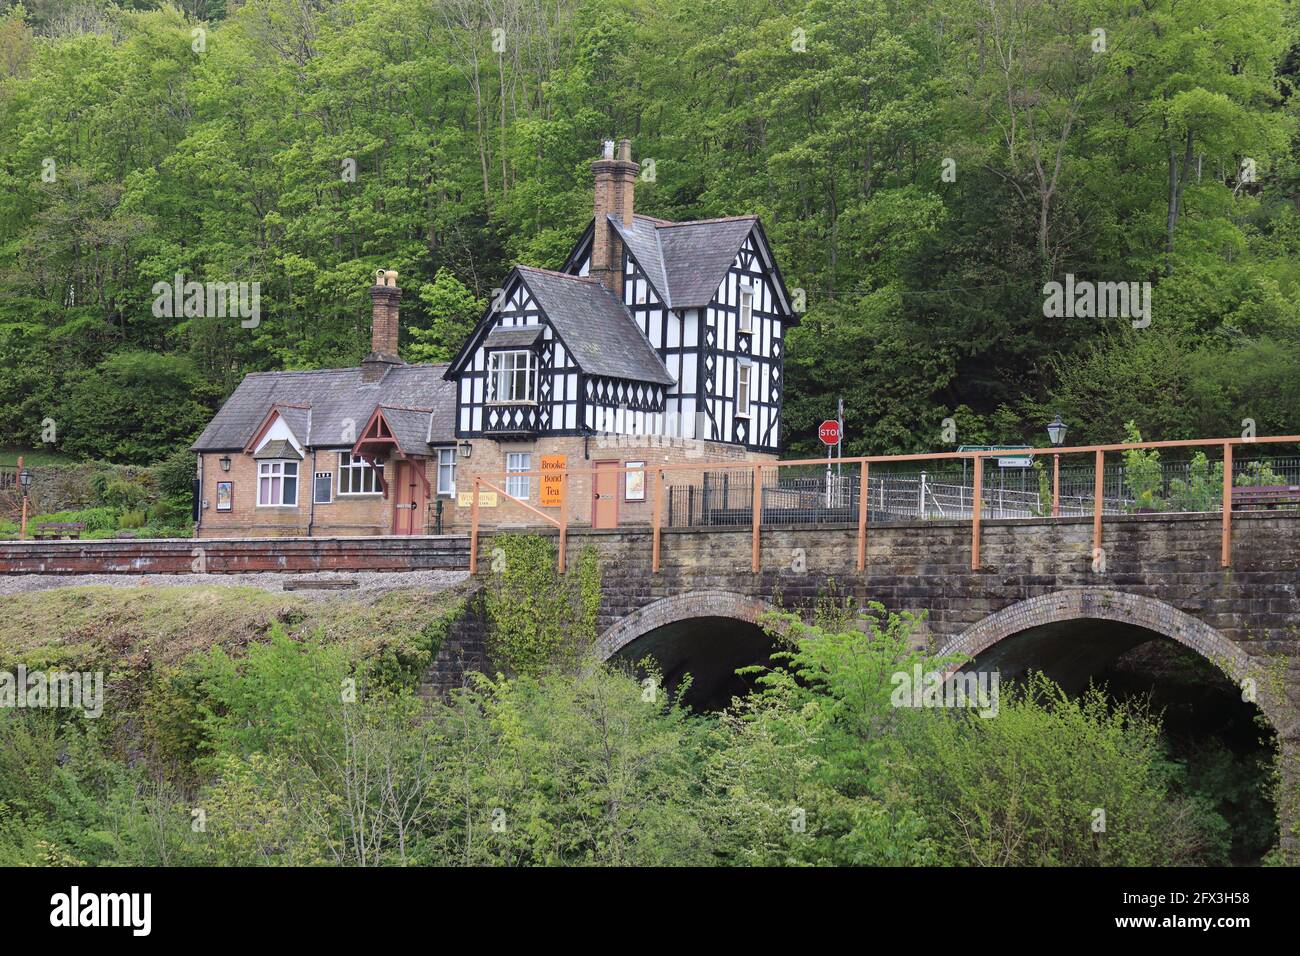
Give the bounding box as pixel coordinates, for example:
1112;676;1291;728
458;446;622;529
191;139;796;536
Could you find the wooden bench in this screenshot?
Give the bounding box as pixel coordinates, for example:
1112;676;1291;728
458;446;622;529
1232;485;1300;510
33;522;85;540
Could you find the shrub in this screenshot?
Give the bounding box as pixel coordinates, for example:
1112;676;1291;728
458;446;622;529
897;675;1231;865
1122;421;1166;511
1168;451;1224;512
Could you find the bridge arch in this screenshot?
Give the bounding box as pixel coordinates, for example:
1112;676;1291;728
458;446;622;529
937;588;1292;736
595;590;776;661
596;591;779;709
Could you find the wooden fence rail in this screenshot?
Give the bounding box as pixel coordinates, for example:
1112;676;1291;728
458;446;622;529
465;436;1300;574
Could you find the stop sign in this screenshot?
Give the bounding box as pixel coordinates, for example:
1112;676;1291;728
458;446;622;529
818;420;842;446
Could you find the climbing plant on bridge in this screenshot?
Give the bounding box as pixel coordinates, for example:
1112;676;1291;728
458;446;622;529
482;534;601;678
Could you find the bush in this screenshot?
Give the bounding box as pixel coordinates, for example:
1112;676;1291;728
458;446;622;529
28;506;118;532
897;675;1231;865
1122;421;1166;511
1168;452;1223;512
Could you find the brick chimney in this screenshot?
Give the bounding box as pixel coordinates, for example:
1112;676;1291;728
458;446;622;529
589;138;638;296
363;269;402;381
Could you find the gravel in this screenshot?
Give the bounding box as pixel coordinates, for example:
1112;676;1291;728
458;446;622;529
0;568;470;599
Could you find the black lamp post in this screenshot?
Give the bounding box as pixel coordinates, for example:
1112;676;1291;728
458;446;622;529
18;465;31;539
1046;416;1067;516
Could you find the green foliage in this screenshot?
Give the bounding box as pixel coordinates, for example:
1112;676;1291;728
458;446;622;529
27;505;118;531
404;269;484;364
1122;421;1167;511
0;585;1276;866
1235;459;1285;487
482;535;602;677
0;0;1293;463
1168;452;1225;512
898;676;1231;866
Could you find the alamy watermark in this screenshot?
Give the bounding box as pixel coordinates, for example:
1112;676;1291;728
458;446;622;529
152;273;261;328
1;665;103;718
890;664;999;717
1043;273;1151;329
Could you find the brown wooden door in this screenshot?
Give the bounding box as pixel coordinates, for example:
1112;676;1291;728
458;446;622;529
390;460;428;535
592;460;620;529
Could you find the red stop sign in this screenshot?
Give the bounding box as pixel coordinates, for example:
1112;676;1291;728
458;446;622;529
818;420;842;446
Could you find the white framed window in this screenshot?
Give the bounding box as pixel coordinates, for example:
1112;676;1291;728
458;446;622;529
338;452;383;495
736;362;753;418
738;287;754;333
436;448;456;496
489;350;537;403
257;461;298;506
313;472;332;504
506;452;532;500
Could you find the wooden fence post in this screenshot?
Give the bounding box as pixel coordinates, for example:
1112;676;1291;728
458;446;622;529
469;476;480;574
1092;449;1104;567
558;470;568;573
856;461;870;572
1221;442;1233;568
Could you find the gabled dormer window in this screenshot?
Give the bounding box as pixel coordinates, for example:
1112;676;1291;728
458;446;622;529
738;287;754;333
489;350;537;404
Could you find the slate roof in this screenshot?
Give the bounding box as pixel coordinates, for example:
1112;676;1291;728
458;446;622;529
192;363;456;452
252;439;302;460
515;266;674;385
609;214;762;310
373;405;438;456
484;326;546;348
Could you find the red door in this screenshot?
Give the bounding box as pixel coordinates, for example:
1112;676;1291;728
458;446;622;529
390;460;428;535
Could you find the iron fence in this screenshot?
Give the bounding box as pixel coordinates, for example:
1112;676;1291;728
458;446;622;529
660;454;1300;529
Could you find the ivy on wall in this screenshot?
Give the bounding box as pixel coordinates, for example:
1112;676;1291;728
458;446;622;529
482;534;601;678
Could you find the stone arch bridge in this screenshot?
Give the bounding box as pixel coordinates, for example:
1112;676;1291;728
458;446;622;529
442;510;1300;840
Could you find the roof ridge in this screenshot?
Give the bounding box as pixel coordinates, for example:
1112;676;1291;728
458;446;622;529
654;214;758;228
378;403;434;413
517;264;599;283
634;213;676;226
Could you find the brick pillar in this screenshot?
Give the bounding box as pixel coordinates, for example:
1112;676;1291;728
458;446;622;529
589;138;638;298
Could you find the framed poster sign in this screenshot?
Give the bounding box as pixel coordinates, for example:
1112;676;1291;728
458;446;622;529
624;461;646;501
216;481;233;512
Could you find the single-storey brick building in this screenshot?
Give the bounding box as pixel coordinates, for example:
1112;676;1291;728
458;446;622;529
191;139;796;537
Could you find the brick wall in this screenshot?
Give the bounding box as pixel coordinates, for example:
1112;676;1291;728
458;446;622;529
0;534;468;574
440;434;774;532
197;451;395;538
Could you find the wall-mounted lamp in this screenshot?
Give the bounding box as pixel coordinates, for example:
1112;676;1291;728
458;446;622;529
458;441;472;460
218;455;232;472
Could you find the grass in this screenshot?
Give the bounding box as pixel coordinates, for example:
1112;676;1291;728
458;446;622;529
0;446;76;467
0;582;470;688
